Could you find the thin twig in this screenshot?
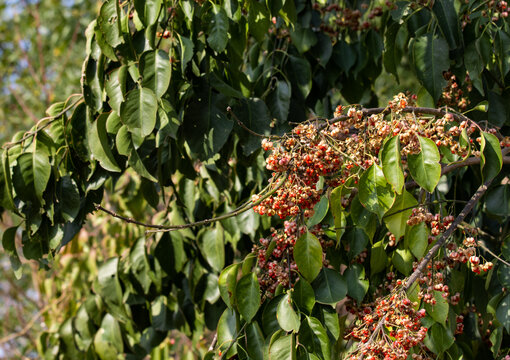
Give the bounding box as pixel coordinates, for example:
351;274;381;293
476;241;510;267
227;106;278;139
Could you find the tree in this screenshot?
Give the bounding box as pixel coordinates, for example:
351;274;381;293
1;0;510;359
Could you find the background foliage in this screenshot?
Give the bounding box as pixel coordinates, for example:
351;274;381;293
1;0;510;359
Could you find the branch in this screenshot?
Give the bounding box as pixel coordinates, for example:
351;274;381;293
2;94;83;150
404;179;493;291
227;106;278;140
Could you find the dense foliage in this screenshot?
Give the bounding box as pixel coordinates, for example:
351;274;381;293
1;0;510;359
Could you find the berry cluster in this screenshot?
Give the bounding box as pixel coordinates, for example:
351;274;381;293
255;222;333;297
447;237;494;274
346;290;427;360
312;3;386;35
438;72;472;111
482;0;509;20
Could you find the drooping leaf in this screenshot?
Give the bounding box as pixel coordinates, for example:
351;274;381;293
236;273;261;322
207;4;229;53
407;136;441;193
219;263;240;308
406;222;429;259
425;290;449;324
246;322;265;360
380;135;404;194
411;34;449;103
383;21;400;81
384;190;417;241
217;308;237;358
94;314;124;360
344;263;369;303
370;240;387;274
312;268;347;305
358;164;396;220
197;225;225;272
424;323;454;355
120;88;158;138
12;152;51;204
300;316;331;360
329;186;346;242
105;66;127;114
248;0;270;42
268;331;295;360
268;80;291;124
134;0;162;26
116;126;157;182
276;293;300;332
58;175;81;222
307;195;329;227
140;50;172;98
98;0;123;48
392;248;413;275
432;0;462;50
480;131;503;182
294;232;323;282
88;113;121;172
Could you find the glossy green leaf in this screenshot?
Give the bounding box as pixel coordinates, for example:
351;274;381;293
236;273;261;322
268;331;294;360
406;222;429;259
12;152;51;204
480;131;502;182
134;0;162;26
268;80;291;124
344;263;369;303
88;113;121;172
425;290;449;324
344;228;368;260
329;187;346;242
294;232;323;282
290;25;317;54
384;190;417;241
383;22;400;81
312;268;347;305
262;294;284;336
98;0;123;48
0;151;15;212
490;326;503;356
93;257;128;322
218;263;240;308
351;195;377;240
178;34;194;73
333;40;356;73
105;66;127;114
216;308;237;358
408;136;441;193
93;314;124;360
116;126;157;182
392;248;413;275
246;322;265;360
2;226;22;278
300;316;331;360
289;55;312;98
140;50;171;98
59;175;80;222
358;164;396;220
207;4;229;53
292;277;315;315
307;195;329;227
411;34;449;102
277;293;300;332
197;225;225;272
380;135;404;194
248;0;270;42
82;56;103;112
424;323;454;355
120;87;158;138
432;0;461;50
370;240;387;274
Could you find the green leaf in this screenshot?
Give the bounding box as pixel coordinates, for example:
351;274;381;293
288;55;312;99
248;0;270;42
384;190;417;241
59;176;80;222
120;88;158;138
178;34;194;73
263;295;284;336
480;132;502;182
411;34;449;103
98;0;123;48
312;268;347;305
358;164;396;220
207;4;229;53
217;308;237;358
93;314;124;360
268;331;295;360
294;232;323;282
129;237;151;294
277;293;300;332
140;50;172;98
490;326;503;356
307;195;329;227
392;248;413;275
236;273;261;322
333;40;356;73
0;151;15;212
300;316;331;360
88;113;121;172
432;0;461;50
292;277;315;315
351;195;377;240
380;135;404;194
232;98;271;156
344;263;369;303
406;222;429;259
82;56;104;112
134;0;162;26
344;228;369;260
105;66;127;114
290;25;317;54
93;257;128;322
2;227;22;278
383;22;400;81
370;240;387;274
268;80;291;124
197;225;225;272
219;263;240;308
496;293;510;332
407;136;441;193
425;290;449;324
424;323;454;355
116;126;157;182
246;322;265;360
464;43;484;95
12;152;51;204
329;187;346;242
